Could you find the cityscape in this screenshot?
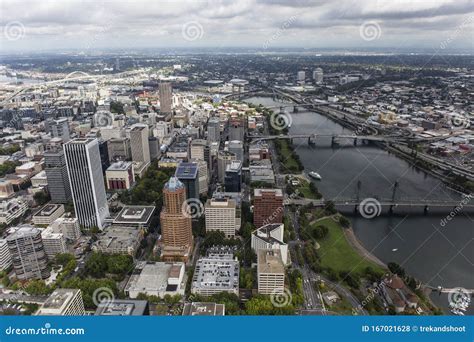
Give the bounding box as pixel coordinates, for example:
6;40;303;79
0;0;472;322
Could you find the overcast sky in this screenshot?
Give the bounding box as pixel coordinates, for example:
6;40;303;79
1;0;473;52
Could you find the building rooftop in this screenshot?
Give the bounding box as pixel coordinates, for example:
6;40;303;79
192;254;239;292
95;300;149;316
34;204;64;218
113;206;155;226
36;289;81;315
6;225;40;241
175;162;198;179
254;188;283;197
225;160;242;173
182;302;225;316
257;249;284;274
107;161;133;171
92;226;141;253
126;262;185;295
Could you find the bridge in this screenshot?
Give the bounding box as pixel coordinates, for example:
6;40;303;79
250;133;404;145
286;197;474;215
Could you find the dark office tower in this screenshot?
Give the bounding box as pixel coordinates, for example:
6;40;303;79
148;136;159;160
159;82;172;115
98;139;110;174
224;160;242;192
44;138;72;204
175;162;199;200
64;138;109;230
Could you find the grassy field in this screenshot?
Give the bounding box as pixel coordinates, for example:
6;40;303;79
277;140;300;172
315;217;384;275
295;179;321;199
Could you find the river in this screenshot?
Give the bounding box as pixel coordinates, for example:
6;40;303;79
245;96;473;315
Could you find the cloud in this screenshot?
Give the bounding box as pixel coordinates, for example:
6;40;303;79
0;0;472;51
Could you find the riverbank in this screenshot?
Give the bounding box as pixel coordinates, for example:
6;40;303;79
343;226;387;269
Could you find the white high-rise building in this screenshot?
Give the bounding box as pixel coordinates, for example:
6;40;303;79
0;239;12;271
257;249;285;295
313;68;324;84
37;289;85;316
130;124;150;165
297;71;305;82
194;159;208;195
64;138;109;230
205;198;239;238
41;227;67;259
6;225;50;280
251;223;289;265
50;217;81;241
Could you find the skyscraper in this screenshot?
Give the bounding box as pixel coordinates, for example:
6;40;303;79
44;138;72;204
160;177;193;262
6;225;50;280
130;124;150;165
48;118;70;142
217;150;236;183
229;117;245;141
228;140;244;162
159;82;172;115
205;197;239;238
64;138;109;230
224;160;242;192
313;67;324;84
253;188;284;228
207;117;220;143
175;162;199;200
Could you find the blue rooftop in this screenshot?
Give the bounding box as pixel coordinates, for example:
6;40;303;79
175;162;198;179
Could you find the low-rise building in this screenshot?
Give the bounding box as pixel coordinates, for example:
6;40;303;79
0;198;28;225
41;226;67;259
106;161;135;190
36;289;85;316
49;217;81;241
182;302;225;316
112;206;155;229
125;261;186;298
95;299;149;316
32;204;65;226
191;253;239;296
0;181;14;199
92;226;142;256
30;170;48;188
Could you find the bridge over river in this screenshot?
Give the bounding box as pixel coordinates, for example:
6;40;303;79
286;197;474;215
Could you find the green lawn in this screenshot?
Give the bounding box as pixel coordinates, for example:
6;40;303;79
315;218;384;275
278;140;300;172
295;179;320;199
